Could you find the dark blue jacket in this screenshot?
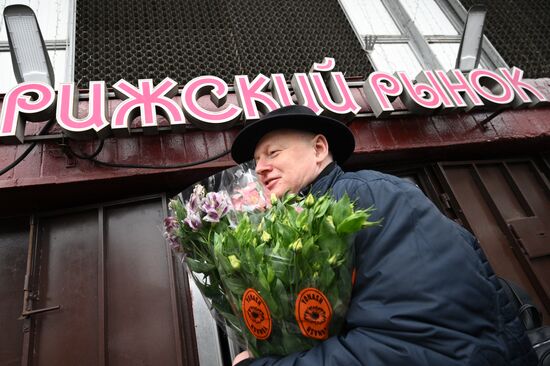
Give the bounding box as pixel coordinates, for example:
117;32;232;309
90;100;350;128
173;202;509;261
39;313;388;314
247;165;537;366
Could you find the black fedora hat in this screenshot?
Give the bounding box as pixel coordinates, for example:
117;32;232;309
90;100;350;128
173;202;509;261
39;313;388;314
231;105;355;164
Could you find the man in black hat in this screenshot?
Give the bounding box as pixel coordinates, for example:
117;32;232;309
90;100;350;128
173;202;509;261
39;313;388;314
231;105;537;366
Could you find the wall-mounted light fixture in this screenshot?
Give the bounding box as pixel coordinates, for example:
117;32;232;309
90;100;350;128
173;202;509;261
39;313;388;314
455;5;487;72
3;4;54;85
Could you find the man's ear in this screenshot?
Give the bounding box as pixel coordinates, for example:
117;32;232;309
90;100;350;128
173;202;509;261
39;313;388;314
312;134;331;162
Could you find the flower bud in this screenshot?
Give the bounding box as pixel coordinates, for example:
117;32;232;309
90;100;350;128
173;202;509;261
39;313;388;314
228;255;241;270
261;231;271;242
328;254;338;265
289;238;303;251
326;215;335;230
304;194;315;207
193;184;206;198
168;200;177;211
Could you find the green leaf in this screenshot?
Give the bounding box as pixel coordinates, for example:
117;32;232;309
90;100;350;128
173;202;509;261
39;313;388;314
336;212;368;234
282;335;308;354
225;234;240;251
274;279;290;316
296;210;308;230
282;193;298;205
272;257;290;285
216;253;233;274
261;290;280;318
218;311;242;329
339;265;352;289
301;237;316;257
276;223;295;246
313;196;331;218
318;234;344;254
185;257;216;273
267;266;275;284
319;216;337;236
331;194;352;227
320;267;335;287
254;244;267;263
191;274;225;301
258;270;269;291
223;276;248;295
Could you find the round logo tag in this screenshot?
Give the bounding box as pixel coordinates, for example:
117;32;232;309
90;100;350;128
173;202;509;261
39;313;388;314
295;288;332;340
242;288;272;340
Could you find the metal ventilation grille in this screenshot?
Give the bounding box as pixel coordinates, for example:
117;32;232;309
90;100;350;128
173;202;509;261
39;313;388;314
75;0;373;89
459;0;550;78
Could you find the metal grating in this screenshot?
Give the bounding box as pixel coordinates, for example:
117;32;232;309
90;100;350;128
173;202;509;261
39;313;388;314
459;0;550;78
75;0;373;89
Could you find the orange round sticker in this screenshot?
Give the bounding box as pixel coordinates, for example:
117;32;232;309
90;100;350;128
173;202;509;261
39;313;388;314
295;288;332;340
242;288;272;340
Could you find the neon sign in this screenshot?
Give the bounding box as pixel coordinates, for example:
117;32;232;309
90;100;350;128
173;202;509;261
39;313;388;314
0;58;546;144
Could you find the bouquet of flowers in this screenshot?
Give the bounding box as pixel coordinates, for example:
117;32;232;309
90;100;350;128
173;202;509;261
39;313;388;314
164;163;377;357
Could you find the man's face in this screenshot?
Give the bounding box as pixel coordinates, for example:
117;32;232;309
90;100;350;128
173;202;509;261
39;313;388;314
254;129;324;198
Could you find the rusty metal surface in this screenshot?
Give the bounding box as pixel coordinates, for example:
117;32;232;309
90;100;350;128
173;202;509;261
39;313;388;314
32;210;100;366
438;160;550;323
0;217;28;366
15;196;195;366
104;199;181;366
509;217;549;259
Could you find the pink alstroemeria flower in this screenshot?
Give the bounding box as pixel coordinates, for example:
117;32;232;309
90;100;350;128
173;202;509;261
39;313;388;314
231;182;271;212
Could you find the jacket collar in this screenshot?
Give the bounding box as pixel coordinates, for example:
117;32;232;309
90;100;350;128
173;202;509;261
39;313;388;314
299;162;343;197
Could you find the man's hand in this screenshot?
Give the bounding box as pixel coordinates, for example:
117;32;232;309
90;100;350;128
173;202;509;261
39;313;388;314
232;350;252;366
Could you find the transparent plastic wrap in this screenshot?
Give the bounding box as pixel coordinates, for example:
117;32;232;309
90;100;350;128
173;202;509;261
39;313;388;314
163;162;377;357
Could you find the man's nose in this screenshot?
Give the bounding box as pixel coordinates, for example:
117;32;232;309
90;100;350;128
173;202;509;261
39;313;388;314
255;157;270;175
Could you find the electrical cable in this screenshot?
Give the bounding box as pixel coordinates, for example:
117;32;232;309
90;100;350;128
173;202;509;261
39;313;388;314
0;120;55;177
3;128;230;175
88;148;231;169
64;139;105;159
64;139;230;169
0;142;38;176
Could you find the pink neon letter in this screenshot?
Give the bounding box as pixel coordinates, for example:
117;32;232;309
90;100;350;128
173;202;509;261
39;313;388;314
112;78;185;135
416;71;456;111
310;57;336;72
395;71;442;114
309;72;361;117
434;70;484;111
269;74;295;107
0;82;56;144
234;74;280;120
497;67;548;107
290;73;324;115
181;76;242;130
56;81;110;139
363;72;403;117
468;69;514;107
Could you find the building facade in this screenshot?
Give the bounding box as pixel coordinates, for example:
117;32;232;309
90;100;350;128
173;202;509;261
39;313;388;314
1;1;549;365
